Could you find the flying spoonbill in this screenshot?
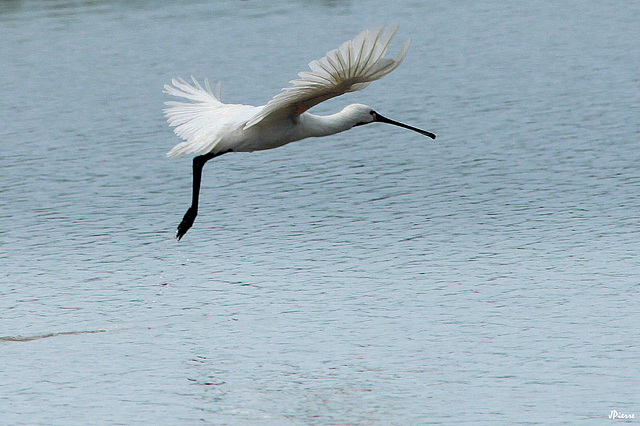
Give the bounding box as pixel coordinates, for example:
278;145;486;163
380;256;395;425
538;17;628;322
165;24;436;240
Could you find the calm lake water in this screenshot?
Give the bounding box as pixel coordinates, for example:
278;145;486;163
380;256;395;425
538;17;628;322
1;1;638;424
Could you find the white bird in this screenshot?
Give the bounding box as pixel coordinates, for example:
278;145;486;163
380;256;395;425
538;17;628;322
165;24;436;240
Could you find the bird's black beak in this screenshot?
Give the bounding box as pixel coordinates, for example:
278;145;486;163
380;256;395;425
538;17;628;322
374;112;436;139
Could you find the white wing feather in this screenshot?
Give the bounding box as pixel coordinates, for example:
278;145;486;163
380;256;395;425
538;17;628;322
164;77;254;157
244;24;410;129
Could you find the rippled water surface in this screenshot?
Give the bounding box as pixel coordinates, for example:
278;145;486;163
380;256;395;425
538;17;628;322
1;1;639;424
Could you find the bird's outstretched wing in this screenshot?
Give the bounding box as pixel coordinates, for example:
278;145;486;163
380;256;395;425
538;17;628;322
164;77;255;157
244;24;410;129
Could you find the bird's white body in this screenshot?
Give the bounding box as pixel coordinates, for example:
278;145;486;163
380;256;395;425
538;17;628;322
164;25;435;239
169;103;366;155
223;105;376;152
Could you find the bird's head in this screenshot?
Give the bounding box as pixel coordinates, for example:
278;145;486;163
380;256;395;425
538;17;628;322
344;103;378;127
344;103;436;139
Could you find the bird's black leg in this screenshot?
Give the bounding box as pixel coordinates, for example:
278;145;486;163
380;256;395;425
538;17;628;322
176;150;231;240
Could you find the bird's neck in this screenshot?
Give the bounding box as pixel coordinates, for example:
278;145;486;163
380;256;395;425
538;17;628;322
299;111;355;138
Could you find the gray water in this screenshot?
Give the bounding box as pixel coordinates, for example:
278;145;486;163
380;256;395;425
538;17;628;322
1;1;638;424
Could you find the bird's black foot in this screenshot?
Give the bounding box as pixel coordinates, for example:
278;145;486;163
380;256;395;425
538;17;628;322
176;207;197;240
